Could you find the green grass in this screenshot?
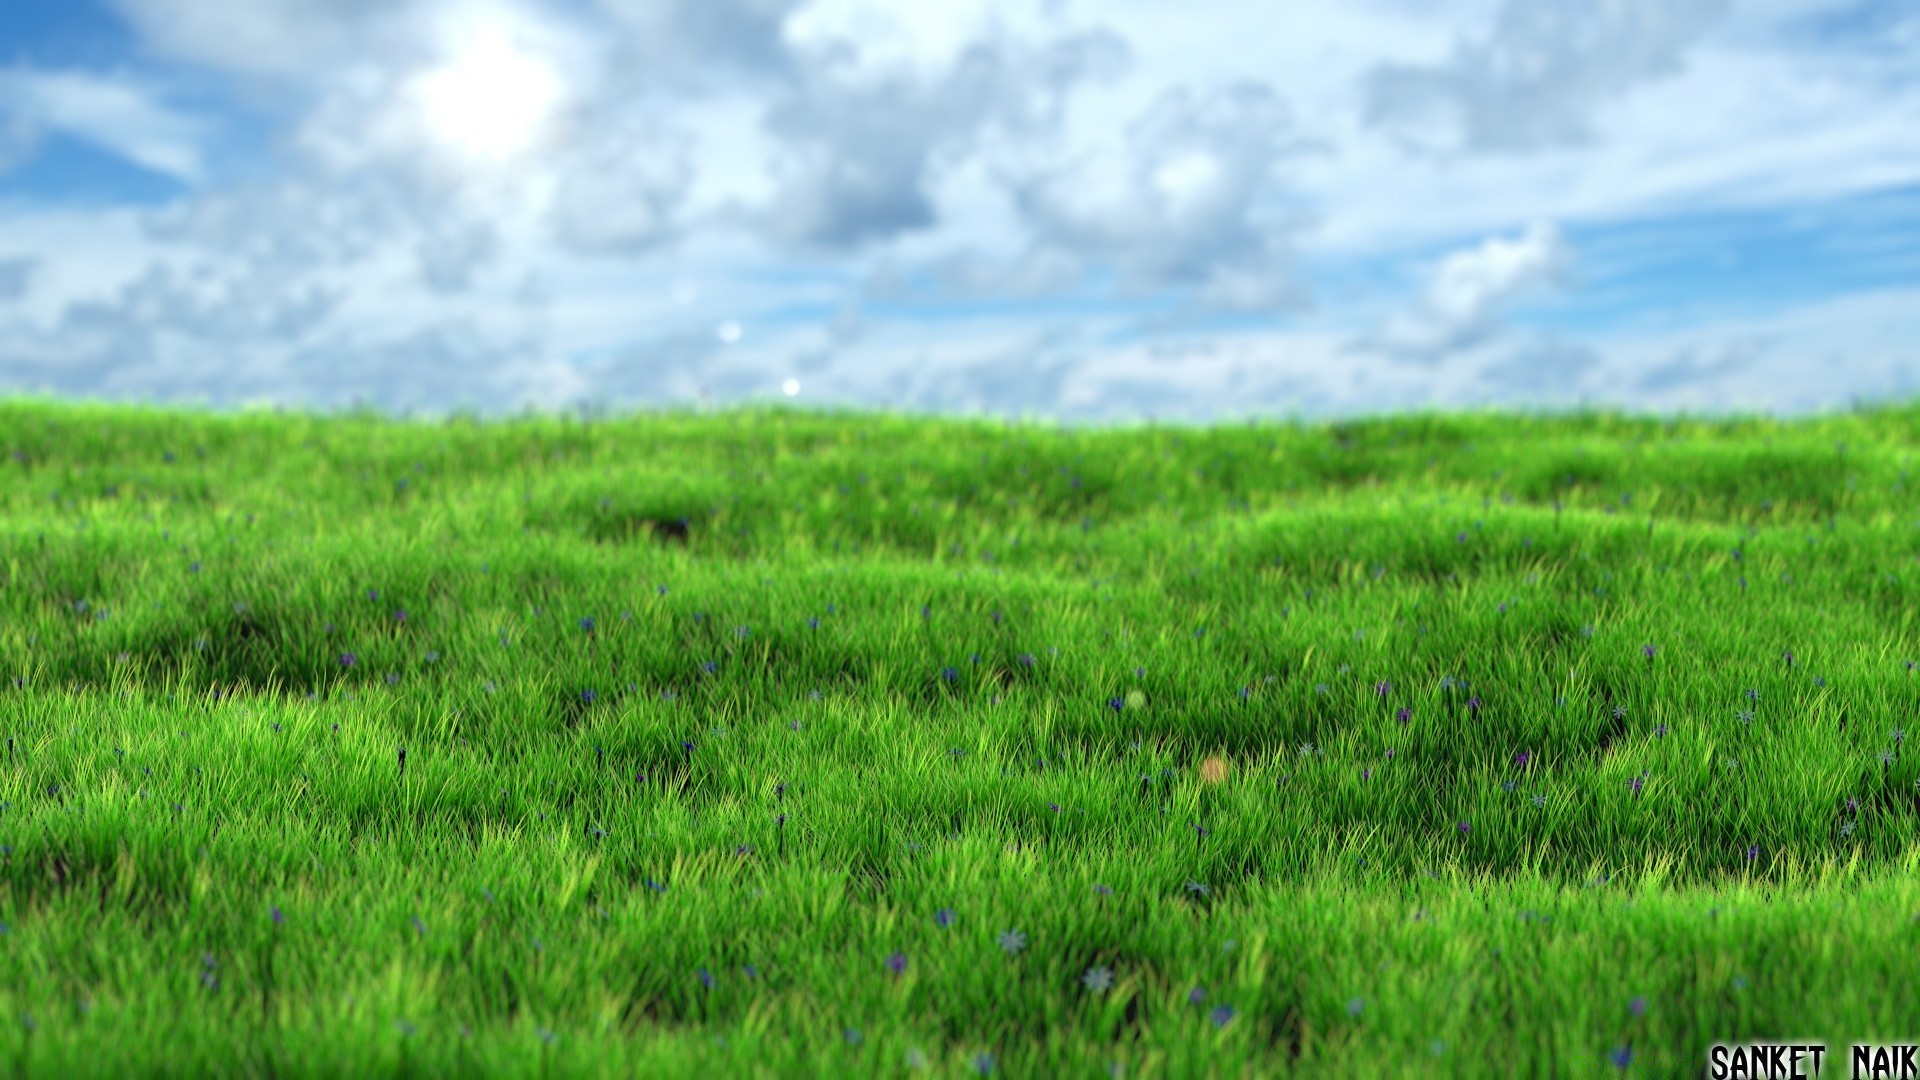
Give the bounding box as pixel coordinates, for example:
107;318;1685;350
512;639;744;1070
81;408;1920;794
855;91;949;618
2;394;1919;1078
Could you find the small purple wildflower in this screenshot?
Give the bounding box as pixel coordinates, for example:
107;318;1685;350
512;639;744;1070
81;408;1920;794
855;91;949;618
1610;1046;1633;1070
935;908;956;928
1628;996;1647;1017
697;967;715;990
270;906;284;926
1746;844;1760;861
1514;751;1531;768
1188;985;1206;1005
1108;696;1124;713
579;617;595;632
1347;997;1364;1017
1376;680;1391;697
885;951;909;976
1457;820;1471;835
1209;1005;1236;1029
580;688;597;704
973;1052;995;1075
1466;696;1482;714
943;666;959;683
1396;706;1411;724
1092;883;1112;896
339;652;357;668
1642;644;1657;659
393;609;407;623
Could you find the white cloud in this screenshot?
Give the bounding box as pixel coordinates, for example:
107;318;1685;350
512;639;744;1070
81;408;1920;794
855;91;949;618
1368;221;1572;359
544;111;695;256
1362;0;1731;155
415;219;498;293
0;67;210;182
105;0;429;80
997;80;1322;315
743;26;1130;252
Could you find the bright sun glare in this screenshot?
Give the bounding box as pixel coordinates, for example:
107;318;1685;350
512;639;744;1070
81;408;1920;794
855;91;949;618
411;33;561;162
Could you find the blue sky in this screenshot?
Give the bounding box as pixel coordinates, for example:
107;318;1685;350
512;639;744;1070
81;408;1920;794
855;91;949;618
0;0;1916;424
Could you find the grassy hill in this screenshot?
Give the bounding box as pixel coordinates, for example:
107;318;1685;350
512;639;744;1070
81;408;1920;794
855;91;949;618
2;396;1917;1077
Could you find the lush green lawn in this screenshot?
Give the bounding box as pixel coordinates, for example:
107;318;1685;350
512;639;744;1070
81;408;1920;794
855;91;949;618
2;396;1918;1077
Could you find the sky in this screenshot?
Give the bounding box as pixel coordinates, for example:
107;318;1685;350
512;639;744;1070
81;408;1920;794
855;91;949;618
0;0;1915;426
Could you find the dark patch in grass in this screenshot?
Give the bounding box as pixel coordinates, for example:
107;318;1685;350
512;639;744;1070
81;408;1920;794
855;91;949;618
1267;1001;1306;1064
619;992;670;1036
847;846;893;901
583;514;695;547
1109;991;1148;1046
1592;696;1629;758
45;848;72;891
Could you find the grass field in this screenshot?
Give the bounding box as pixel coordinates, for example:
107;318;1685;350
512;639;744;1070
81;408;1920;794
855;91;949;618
2;395;1918;1078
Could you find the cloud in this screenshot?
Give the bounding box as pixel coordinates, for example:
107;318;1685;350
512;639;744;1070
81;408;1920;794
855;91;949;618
58;258;344;346
138;178;412;271
1631;337;1768;394
743;27;1131;252
998;79;1323;314
0;257;37;302
1473;335;1604;397
415;219;499;293
1363;0;1730;155
0;66;210;182
890;326;1084;415
105;0;427;80
1367;220;1573;359
592;0;809;95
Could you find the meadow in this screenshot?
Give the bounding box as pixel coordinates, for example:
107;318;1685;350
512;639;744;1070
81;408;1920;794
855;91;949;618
1;395;1917;1077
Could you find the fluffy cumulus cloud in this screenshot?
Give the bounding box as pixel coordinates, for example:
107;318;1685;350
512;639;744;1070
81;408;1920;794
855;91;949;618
1368;221;1573;359
0;0;1912;421
751;27;1131;252
1000;80;1322;315
1362;0;1731;155
544;112;694;257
